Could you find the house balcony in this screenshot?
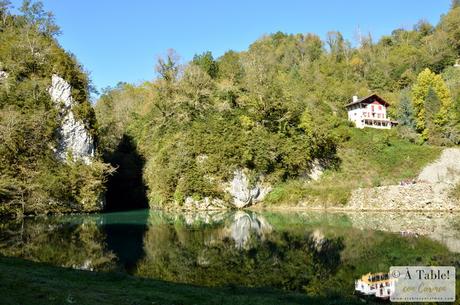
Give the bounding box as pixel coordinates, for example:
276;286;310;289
362;118;391;129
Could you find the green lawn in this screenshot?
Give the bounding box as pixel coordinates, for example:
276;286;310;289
265;128;442;206
0;256;362;305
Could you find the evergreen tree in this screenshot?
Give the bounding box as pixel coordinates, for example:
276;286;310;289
192;51;218;79
398;91;416;128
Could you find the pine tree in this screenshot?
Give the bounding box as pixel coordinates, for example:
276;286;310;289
398;91;416;128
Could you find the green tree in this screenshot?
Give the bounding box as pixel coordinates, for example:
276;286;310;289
326;31;347;62
398;91;416;128
411;68;453;140
217;50;244;82
191;51;218;79
439;6;460;54
424;87;443;142
155;49;179;82
20;0;60;36
0;0;11;25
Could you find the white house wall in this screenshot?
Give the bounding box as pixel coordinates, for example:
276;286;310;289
347;102;391;129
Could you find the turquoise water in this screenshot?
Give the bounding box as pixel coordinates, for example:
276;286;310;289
1;209;459;300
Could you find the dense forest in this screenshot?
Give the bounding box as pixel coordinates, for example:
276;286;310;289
0;1;112;216
96;3;460;208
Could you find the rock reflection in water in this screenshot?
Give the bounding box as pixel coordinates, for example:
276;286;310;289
135;210;345;291
345;212;460;253
229;211;272;249
0;209;459;297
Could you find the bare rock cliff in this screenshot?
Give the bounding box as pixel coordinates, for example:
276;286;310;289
49;74;95;164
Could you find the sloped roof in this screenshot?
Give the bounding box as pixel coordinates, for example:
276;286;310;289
345;94;390;108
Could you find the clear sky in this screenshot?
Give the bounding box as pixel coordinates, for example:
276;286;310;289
11;0;452;94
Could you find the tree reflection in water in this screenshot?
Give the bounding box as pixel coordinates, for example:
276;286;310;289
0;216;116;271
0;209;459;298
135;210;345;292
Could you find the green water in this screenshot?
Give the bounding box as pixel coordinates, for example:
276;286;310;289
1;209;460;300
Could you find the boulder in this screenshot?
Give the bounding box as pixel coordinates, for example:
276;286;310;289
0;70;8;81
225;169;271;208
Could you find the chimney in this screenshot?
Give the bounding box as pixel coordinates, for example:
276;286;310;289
352;95;358;103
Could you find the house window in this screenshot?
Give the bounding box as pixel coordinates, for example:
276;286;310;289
379;105;382;110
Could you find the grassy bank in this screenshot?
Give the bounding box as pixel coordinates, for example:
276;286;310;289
265;128;442;206
0;256;363;305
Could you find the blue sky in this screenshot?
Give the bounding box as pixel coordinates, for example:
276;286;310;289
11;1;452;94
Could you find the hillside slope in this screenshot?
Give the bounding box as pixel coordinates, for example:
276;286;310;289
418;148;460;184
347;147;460;211
0;2;112;217
96;6;460;210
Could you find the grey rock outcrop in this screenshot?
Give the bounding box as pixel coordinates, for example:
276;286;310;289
307;159;325;181
225;169;271;208
177;166;273;210
183;196;227;210
0;70;8;81
49;74;95;164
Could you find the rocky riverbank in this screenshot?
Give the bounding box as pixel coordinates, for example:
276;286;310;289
346;148;460;211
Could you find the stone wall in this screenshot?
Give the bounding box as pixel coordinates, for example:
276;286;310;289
347;182;459;211
346;148;460;211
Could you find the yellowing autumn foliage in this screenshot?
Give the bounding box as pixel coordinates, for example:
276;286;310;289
411;68;453;140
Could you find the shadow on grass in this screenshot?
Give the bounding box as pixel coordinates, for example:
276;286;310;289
0;256;363;305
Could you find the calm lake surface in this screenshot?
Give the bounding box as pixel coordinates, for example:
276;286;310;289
1;209;460;300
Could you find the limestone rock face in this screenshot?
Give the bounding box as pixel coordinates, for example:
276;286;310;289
307;159;325;181
225;169;272;208
183;196;227;210
49;74;95;164
178;167;272;210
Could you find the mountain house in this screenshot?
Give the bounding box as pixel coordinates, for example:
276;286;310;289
346;94;397;129
355;272;395;299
